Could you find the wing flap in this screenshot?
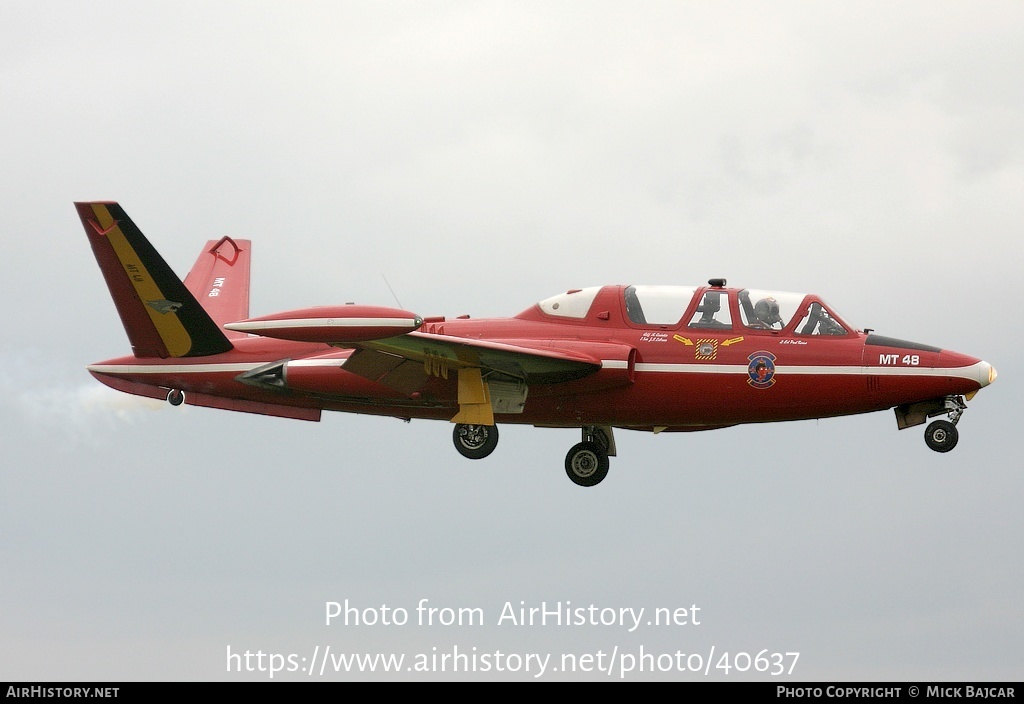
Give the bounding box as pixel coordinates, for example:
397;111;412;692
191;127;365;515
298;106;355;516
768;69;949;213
342;349;430;395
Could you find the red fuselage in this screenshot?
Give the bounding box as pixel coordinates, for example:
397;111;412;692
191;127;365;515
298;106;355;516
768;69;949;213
89;284;993;431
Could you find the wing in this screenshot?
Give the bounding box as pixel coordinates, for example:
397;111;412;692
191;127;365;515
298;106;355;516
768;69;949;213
341;332;611;425
227;306;633;425
349;331;600;382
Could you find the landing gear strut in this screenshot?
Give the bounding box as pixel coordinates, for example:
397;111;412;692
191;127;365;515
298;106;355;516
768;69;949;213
453;423;499;459
564;426;615;487
924;395;966;453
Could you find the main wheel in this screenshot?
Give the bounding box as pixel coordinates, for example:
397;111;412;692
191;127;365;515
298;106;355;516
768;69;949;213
565;441;609;487
453;423;499;459
167;389;185;406
924;419;958;453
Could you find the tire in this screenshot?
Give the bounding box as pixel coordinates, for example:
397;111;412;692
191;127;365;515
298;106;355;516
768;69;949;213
564;441;610;487
924;419;958;453
453;423;499;459
167;389;185;406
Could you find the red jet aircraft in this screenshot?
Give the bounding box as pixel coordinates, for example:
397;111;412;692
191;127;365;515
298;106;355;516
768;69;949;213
78;202;997;486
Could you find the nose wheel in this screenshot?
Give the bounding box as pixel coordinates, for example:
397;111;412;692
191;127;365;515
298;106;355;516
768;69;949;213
923;395;966;453
924;420;958;452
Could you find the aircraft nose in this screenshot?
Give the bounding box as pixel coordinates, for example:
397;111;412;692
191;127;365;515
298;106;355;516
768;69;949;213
937;350;996;392
978;361;997;388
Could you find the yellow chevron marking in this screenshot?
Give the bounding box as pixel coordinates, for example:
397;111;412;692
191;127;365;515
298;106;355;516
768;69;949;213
91;204;193;357
673;335;693;345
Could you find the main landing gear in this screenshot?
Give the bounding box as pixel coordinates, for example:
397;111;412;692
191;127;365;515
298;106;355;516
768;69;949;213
451;423;616;487
565;426;615;487
923;395;967;453
453;423;499;459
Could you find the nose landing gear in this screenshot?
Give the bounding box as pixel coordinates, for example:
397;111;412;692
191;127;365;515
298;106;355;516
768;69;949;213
923;395;967;453
925;419;958;452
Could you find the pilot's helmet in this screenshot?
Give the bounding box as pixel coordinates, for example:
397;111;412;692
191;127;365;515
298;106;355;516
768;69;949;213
754;297;781;326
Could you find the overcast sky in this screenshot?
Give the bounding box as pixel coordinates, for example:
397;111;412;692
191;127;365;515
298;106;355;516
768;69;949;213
1;0;1021;681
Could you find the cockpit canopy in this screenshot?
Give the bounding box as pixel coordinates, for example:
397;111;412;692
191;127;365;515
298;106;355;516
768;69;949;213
536;284;852;336
537;286;603;319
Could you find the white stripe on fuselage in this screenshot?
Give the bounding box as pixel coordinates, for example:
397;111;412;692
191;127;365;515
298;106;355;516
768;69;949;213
87;359;988;383
88;362;264;375
603;360;988;382
287;358;348;367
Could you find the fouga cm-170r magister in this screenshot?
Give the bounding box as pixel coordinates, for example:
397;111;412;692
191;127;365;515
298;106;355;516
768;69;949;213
78;202;997;486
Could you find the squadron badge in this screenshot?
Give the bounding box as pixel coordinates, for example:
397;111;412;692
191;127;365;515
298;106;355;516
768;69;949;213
747;351;777;388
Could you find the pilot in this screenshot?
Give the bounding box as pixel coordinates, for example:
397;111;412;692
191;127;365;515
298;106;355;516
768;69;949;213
753;297;782;329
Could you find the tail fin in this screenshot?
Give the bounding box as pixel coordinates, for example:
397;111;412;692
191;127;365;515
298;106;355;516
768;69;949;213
183;236;251;341
76;202;234;358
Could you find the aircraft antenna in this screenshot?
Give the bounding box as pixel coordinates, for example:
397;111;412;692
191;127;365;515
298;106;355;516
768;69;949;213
381;274;404;309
